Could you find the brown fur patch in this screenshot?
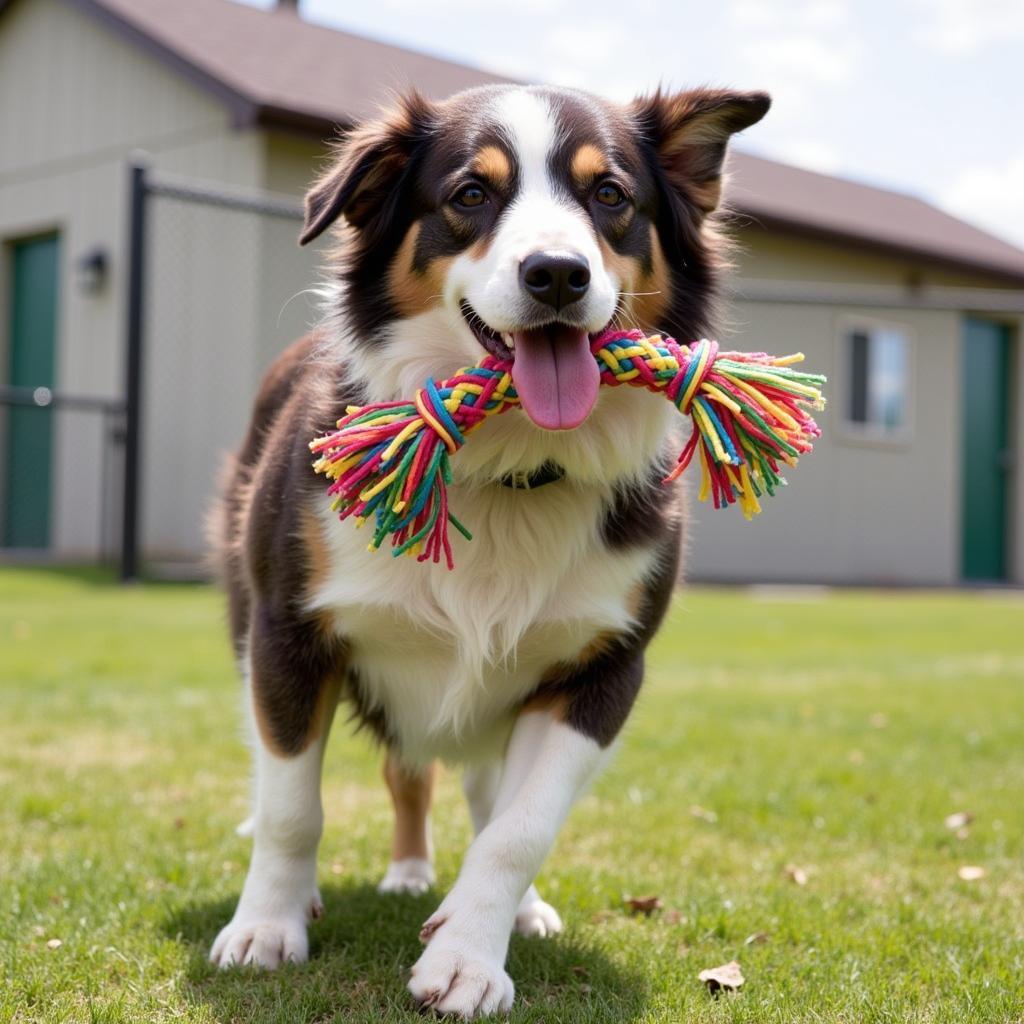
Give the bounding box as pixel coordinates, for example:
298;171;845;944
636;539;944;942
630;225;670;331
520;690;570;717
471;144;512;187
384;754;436;861
252;641;343;759
388;222;450;318
571;143;609;186
598;237;639;297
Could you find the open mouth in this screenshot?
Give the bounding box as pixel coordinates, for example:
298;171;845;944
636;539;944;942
459;301;602;431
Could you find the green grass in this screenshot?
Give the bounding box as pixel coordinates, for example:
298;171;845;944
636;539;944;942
2;567;1023;1023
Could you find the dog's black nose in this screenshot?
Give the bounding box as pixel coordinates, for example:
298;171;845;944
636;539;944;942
519;251;591;311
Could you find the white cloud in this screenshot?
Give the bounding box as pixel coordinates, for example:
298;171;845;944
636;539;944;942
726;0;858;123
913;0;1024;54
939;152;1024;249
767;138;843;175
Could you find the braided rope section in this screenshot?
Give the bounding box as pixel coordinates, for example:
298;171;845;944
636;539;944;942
310;329;825;569
592;330;825;516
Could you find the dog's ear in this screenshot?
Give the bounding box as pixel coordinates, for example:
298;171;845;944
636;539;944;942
300;92;437;246
630;89;770;216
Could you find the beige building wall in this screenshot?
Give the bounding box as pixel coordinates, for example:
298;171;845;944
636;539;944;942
686;300;963;584
0;0;325;561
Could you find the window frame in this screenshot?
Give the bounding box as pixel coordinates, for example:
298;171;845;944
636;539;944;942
835;313;916;448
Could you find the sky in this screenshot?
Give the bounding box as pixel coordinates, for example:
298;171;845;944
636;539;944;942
240;0;1024;250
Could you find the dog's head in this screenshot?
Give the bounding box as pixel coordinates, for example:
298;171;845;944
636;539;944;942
302;84;768;432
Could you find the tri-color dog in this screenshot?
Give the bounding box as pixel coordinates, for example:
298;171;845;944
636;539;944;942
209;83;769;1018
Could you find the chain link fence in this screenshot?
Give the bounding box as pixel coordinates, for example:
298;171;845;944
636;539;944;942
0;164;321;579
0;386;124;561
137;173;316;575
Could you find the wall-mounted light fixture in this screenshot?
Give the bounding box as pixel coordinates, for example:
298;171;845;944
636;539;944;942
75;247;108;295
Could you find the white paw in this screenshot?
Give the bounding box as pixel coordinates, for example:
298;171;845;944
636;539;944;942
514;896;562;938
409;943;514;1019
209;914;309;969
210;889;322;969
378;857;435;895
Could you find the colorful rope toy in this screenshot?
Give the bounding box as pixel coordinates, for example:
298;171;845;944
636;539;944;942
310;329;826;569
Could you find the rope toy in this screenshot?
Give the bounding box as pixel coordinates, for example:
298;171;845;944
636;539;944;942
310;329;826;569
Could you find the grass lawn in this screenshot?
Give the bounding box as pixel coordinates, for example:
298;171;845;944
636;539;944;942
2;567;1023;1023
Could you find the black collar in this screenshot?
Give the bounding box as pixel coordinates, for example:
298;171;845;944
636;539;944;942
498;461;566;490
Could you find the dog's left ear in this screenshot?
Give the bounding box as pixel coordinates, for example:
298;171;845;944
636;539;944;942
300;92;436;245
630;89;770;216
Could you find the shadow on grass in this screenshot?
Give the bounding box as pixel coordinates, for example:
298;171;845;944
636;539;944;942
165;882;647;1023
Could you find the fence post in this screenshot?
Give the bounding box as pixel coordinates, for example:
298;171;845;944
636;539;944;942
121;160;148;582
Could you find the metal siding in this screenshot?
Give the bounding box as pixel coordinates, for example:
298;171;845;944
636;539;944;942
686;302;961;585
0;0;268;560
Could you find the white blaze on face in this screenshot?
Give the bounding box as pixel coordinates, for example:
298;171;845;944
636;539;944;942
448;90;618;334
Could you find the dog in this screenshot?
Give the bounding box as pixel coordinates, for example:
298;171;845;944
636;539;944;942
209;83;769;1018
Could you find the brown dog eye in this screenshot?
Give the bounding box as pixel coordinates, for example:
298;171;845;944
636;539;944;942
595;182;625;207
453;185;487;209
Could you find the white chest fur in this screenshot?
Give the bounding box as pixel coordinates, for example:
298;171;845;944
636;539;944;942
309;474;660;765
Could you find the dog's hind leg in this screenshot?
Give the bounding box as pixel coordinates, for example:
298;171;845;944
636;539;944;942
378;754;436;894
210;606;344;969
463;760;562;937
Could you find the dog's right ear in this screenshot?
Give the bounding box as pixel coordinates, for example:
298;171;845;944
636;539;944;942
300;92;436;246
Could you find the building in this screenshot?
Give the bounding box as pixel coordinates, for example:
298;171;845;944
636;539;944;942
1;0;1022;585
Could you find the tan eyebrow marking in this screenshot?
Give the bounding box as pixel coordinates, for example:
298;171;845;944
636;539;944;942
470;145;512;186
571;143;610;186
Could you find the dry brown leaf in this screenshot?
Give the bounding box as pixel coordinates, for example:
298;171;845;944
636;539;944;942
663;909;686;924
744;931;769;946
957;865;986;881
945;811;974;831
698;960;745;992
625;895;663;916
784;864;809;885
46;938;62;950
173;816;185;830
690;804;718;823
571;965;588;978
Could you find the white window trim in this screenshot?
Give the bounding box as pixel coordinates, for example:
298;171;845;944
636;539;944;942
835;312;916;449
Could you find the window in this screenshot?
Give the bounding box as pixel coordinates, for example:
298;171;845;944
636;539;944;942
842;320;911;439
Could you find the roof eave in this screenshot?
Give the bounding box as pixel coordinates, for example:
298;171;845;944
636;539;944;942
62;0;259;126
732;205;1024;288
249;105;351;140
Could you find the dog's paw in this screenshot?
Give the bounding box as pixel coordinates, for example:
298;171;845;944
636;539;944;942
514;895;562;938
409;943;514;1019
209;915;308;969
378;857;435;895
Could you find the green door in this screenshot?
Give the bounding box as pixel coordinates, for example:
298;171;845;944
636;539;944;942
3;233;59;549
961;317;1011;581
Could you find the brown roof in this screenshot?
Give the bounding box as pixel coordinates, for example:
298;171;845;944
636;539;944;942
6;0;1024;283
49;0;508;130
728;151;1024;284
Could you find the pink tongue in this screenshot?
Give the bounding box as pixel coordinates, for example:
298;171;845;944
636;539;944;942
510;326;599;430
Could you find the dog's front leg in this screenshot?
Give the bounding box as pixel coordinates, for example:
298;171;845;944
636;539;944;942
211;605;343;969
409;709;608;1017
